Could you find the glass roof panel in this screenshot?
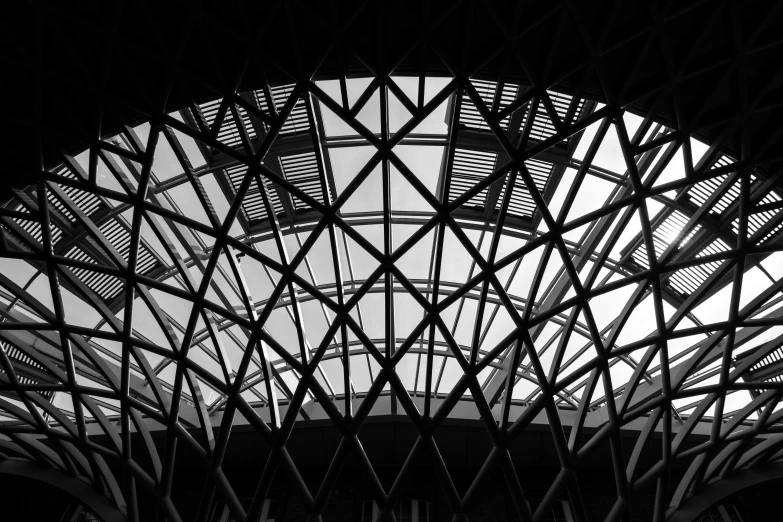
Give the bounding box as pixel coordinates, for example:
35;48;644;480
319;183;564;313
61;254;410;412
1;77;783;470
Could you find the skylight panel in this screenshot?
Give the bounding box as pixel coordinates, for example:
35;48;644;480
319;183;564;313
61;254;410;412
253;84;310;136
224;164;285;224
686;174;738;214
5;71;783;521
51;166;103;218
668;238;730;296
0;341;56;402
10;215;62;247
97;218;160;277
279;152;324;211
528;91;584;143
449;148;498;210
194;98;257;149
630;210;694;269
63;246;125;301
497;159;552;219
459;79;517;131
742;344;783;386
732;189;782;242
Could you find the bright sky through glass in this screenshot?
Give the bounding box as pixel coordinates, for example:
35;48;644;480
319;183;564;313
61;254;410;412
2;76;782;429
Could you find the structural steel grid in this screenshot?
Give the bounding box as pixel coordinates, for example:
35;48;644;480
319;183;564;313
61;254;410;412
2;1;783;521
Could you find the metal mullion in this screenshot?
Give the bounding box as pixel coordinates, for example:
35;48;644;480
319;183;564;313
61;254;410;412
195;89;311;460
614;117;680;515
470;169;519;368
156;126;242;385
18;198;118;281
260;158;297;230
501;241;559;424
180;106;216;166
617;147;674;373
549;264;628;505
116;123;159;522
478;96;550;407
376;79;398;416
468;80;610;512
479;253;522;345
156;118;287;512
97;136;144;166
0;323;84;479
483;167;737;284
697;172;751;492
339;228;374;383
252;169;310;367
291;233;340;353
304;93;354;414
207;98;233;144
424;89;461;415
600;130;748;416
232;92;275;129
414;195;448;397
163;112;328;217
38;184;118;497
0;310;177;425
233;100;315;391
582;228;781;511
118;189;227;389
253;258;307;362
208;331;302;412
715;391;782;479
449;106;610;214
227;232;310;406
386;76;418;116
348;77;382;117
310;76;457;152
38;185;91;445
539;91;565;135
93;150;172;268
447;231;486;344
611;301;783;403
482;94;531;221
482;133;608;403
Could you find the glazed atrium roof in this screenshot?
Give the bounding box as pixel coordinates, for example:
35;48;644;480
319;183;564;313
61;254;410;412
2;2;783;521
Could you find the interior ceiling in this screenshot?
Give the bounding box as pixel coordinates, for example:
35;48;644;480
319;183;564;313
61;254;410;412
1;0;783;191
1;2;783;522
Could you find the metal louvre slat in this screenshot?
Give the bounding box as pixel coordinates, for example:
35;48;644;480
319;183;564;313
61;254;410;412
197;99;257;150
10;184;101;250
228;164;285;223
527;91;584;143
759;222;783;244
632;211;695;270
449;148;498;209
0;340;55;401
64;246;125;301
494;159;552;219
732;190;782;240
698;155;742;212
13;217;63;247
279;152;323;210
668;238;729;296
459;80;516;131
226;165;266;222
252;84;310;136
49;169;103;219
97;219;159;278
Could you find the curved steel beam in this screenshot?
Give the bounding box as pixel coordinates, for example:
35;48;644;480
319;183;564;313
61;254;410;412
0;457;127;522
667;461;783;522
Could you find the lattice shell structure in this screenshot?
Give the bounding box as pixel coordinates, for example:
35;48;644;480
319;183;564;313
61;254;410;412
2;6;783;521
